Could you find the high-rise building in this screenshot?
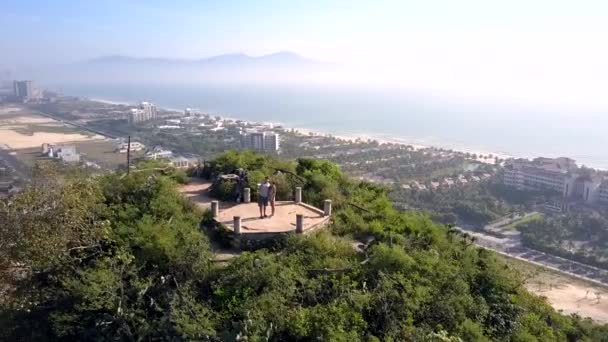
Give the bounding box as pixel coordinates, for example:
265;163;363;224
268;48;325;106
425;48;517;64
264;133;280;151
128;108;146;124
13;80;34;102
241;132;280;152
139;101;157;121
128;102;158;124
250;132;266;150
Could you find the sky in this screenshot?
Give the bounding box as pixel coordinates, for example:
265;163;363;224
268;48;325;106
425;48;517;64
2;0;608;108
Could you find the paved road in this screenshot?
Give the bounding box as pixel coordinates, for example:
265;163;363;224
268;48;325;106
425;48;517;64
456;226;608;286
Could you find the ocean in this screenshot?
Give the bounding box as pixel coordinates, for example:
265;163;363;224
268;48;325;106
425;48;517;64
46;82;608;169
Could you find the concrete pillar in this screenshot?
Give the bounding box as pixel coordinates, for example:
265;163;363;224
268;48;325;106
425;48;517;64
324;199;332;216
211;200;219;218
243;188;251;203
233;216;241;234
295;187;302;203
296;214;304;234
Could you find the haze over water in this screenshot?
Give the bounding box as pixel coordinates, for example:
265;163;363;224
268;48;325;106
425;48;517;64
49;82;608;169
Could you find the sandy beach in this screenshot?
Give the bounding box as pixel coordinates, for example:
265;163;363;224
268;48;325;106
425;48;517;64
292;127;510;163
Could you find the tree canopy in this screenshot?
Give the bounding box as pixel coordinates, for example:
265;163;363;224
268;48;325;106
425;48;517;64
1;152;607;341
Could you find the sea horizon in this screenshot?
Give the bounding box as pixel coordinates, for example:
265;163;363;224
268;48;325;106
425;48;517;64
45;82;608;170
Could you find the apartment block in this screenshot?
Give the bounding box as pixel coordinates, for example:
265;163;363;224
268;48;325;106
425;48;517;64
241;131;280;152
128;101;158;124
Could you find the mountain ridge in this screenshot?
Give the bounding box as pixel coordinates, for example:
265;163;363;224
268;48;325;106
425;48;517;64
85;51;323;66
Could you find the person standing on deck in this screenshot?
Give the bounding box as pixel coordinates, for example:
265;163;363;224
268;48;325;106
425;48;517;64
258;176;271;218
268;181;277;217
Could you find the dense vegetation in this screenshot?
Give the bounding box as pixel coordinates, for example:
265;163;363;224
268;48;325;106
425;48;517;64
519;212;608;269
1;153;608;341
390;182;548;227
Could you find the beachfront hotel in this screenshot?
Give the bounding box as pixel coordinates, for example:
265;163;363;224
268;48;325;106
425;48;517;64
241;131;280;152
503;157;608;205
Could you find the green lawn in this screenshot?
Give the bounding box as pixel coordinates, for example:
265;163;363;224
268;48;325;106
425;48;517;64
506;212;543;230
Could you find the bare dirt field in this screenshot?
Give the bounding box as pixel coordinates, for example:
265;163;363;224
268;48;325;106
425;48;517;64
501;255;608;323
0;105;104;149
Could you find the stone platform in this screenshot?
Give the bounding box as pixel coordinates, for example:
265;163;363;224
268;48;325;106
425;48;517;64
216;201;329;235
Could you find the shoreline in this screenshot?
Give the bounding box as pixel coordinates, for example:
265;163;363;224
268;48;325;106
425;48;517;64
88;96;513;164
85;95;598;168
290;127;512;163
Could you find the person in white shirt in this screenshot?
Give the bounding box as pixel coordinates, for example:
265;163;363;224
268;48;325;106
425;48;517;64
258;176;271;218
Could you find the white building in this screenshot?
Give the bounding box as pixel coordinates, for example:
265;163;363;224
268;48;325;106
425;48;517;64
43;143;80;163
145;146;173;160
128;102;158;124
170;156;195;169
504;157;608;205
140;101;157;120
503;157;578;197
56;145;80;163
117;141;145;153
241;131;280;152
582;178;603;204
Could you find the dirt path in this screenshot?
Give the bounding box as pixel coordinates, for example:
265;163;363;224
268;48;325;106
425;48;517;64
178;179;214;210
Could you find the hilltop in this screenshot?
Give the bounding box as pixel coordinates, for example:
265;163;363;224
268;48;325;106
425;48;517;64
1;152;608;340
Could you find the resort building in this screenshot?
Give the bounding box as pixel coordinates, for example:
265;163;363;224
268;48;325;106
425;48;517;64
503;157;608;205
241;131;280;152
503;157;577;197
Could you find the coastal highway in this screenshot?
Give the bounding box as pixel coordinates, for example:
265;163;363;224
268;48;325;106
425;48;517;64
456;226;608;287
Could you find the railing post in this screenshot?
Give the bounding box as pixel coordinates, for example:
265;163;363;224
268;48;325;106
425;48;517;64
324;199;332;216
296;214;304;234
211;200;219;218
233;216;241;234
243;187;251;203
295;187;302;203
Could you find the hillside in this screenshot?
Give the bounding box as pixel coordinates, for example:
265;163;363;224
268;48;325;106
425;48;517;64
1;153;608;341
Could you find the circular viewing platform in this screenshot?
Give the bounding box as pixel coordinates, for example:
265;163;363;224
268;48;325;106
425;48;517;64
216;201;330;236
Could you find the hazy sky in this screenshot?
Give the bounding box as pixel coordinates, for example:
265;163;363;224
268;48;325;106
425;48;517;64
2;0;608;107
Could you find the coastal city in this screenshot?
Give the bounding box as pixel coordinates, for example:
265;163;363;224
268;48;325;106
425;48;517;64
3;78;608;328
5;2;608;340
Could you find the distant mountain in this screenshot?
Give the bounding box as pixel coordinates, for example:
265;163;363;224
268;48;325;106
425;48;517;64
30;52;331;84
84;51;323;68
